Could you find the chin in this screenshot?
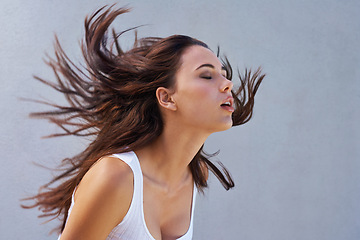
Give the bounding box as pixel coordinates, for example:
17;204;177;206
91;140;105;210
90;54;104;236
213;120;233;133
223;122;233;131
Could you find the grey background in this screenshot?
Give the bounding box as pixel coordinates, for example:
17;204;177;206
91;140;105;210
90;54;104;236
1;0;359;239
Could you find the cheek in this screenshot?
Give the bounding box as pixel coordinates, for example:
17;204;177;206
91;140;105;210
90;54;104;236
179;82;212;103
176;84;215;116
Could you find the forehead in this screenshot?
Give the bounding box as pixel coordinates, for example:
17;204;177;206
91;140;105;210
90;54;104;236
179;45;222;71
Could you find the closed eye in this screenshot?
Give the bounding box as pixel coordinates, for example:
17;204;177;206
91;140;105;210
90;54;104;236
221;69;228;79
201;76;212;79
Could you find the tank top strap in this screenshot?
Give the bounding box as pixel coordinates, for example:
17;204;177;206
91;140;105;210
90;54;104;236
112;151;142;176
112;151;143;203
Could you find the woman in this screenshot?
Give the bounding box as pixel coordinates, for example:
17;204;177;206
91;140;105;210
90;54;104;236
23;6;264;240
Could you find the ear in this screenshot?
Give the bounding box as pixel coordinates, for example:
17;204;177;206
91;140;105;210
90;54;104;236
156;87;177;111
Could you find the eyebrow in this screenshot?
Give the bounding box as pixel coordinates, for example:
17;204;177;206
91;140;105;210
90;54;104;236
196;64;226;71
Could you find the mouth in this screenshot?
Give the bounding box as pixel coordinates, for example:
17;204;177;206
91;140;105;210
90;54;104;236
220;98;234;113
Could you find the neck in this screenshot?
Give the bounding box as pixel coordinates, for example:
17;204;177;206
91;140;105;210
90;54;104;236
135;123;210;191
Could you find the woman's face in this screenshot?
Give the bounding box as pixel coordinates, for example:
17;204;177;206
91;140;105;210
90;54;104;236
171;45;234;133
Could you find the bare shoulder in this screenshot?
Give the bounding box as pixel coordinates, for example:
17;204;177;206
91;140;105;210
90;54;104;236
74;155;134;209
60;155;134;240
80;155;133;190
75;155;133;199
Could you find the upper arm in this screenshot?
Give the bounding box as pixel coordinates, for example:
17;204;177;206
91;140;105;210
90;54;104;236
59;156;133;240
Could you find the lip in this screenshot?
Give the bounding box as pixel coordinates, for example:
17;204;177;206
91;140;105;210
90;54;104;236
220;96;235;113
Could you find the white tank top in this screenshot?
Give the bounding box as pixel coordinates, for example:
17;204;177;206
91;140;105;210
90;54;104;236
59;151;196;240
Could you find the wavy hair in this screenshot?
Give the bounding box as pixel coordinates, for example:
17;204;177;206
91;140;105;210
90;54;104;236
22;6;265;233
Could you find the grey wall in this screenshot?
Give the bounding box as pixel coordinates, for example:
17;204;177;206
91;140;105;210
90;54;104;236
1;0;359;239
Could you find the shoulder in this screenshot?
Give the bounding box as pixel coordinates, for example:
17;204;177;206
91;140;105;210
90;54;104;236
60;155;134;239
81;155;133;189
75;155;134;205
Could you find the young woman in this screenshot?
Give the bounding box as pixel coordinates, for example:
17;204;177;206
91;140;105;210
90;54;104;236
23;6;264;240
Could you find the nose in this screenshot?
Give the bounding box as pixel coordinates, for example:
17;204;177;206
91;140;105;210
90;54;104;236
220;78;233;92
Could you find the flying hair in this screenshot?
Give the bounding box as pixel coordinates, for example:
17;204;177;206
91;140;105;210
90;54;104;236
21;5;265;233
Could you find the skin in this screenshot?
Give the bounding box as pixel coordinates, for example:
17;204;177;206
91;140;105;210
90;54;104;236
59;45;234;240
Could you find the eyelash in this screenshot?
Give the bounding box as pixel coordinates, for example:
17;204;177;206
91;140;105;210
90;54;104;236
201;75;227;80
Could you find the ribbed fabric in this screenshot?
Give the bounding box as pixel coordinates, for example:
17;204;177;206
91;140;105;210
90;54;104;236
59;151;196;240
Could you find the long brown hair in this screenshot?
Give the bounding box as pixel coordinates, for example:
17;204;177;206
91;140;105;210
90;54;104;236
22;6;265;233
